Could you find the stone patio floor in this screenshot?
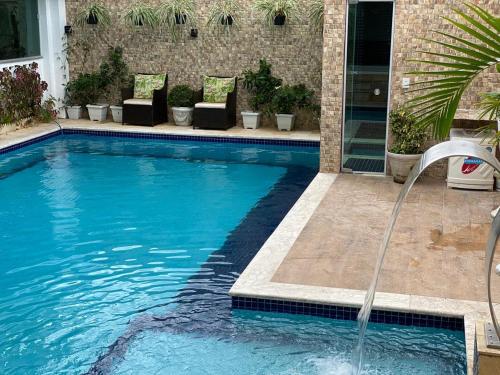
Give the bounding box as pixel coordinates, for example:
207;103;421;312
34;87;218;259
273;174;500;302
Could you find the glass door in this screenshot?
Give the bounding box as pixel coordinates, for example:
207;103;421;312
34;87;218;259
342;1;394;173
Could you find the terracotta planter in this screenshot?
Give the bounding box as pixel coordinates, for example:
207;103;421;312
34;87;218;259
387;151;422;184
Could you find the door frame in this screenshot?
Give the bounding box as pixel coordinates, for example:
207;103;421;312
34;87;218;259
340;0;396;175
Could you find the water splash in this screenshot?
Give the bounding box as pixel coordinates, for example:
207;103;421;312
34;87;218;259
351;140;500;374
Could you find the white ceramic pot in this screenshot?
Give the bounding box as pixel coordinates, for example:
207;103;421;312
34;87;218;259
110;105;123;123
387;151;422;184
66;106;82;120
172;107;194;126
0;123;17;135
242;111;261;130
276;114;295;131
87;104;109;122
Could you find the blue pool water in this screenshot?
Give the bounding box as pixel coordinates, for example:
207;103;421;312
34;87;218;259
0;134;465;374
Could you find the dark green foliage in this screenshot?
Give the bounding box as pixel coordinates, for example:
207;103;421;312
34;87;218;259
271;84;315;114
168;85;195;107
389;108;427;155
65;47;130;106
242;59;282;112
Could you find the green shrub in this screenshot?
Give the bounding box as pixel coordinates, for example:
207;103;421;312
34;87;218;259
389;108;427;154
271;84;315;114
242;59;282;112
168;85;195;107
65;47;130;106
65;73;102;107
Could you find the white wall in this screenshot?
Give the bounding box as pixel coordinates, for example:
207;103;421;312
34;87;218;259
0;0;67;115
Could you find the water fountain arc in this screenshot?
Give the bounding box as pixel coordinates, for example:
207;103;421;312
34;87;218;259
353;140;500;375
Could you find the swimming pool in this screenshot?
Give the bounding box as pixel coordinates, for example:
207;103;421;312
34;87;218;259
0;133;465;374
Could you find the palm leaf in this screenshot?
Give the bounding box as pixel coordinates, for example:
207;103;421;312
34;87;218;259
408;2;500;139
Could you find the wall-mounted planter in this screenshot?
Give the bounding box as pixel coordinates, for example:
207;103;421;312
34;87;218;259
66;106;82;120
274;14;286;26
175;13;187;24
110;105;123;123
223;15;234;26
242;112;261;130
276;113;295;131
87;14;99;25
87;104;109;122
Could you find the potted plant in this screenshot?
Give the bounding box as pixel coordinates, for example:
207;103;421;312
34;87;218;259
101;47;131;123
387;108;427;183
271;84;314;131
168;85;195;126
272;85;296;131
124;3;158;28
207;0;239;34
65;73;104;121
241;59;282;130
254;0;298;27
74;3;111;27
157;0;196;41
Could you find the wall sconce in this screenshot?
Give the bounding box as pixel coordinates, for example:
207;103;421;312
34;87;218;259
64;25;72;35
190;28;198;38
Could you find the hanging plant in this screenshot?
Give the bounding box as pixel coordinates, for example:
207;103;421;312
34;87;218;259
124;3;158;28
254;0;298;27
75;3;111;28
309;0;324;31
207;0;239;34
157;0;196;41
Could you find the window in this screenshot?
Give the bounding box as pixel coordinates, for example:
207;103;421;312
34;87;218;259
0;0;40;61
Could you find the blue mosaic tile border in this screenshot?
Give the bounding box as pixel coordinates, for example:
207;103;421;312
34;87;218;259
231;296;464;331
62;128;320;148
0;130;62;155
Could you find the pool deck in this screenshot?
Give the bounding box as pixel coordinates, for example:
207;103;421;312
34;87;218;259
230;173;500;375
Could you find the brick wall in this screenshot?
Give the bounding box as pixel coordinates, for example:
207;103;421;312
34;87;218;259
65;0;324;130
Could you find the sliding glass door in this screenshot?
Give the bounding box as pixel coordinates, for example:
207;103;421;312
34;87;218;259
342;1;394;173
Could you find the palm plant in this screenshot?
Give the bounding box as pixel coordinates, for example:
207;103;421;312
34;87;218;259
406;2;499;139
254;0;299;27
124;3;158;28
309;0;324;31
74;3;111;28
479;92;500;121
157;0;196;41
207;0;239;34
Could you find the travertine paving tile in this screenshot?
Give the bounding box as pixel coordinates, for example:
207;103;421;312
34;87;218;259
273;174;500;302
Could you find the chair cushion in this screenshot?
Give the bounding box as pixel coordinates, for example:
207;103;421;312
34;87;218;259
203;76;235;103
195;102;227;109
133;74;166;99
124;98;153;106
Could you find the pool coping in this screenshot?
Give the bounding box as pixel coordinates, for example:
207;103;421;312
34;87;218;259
229;172;498;375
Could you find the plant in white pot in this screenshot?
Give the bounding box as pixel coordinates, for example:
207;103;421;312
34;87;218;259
241;59;282;130
102;47;131;123
168;85;195;126
387;108;427;184
271;84;314;131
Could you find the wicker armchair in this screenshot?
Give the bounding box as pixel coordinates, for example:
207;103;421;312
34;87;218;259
192;77;237;130
122;74;168;126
